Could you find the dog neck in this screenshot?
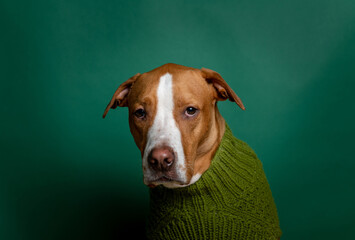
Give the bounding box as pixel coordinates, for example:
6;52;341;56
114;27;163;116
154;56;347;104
192;104;226;178
147;123;282;239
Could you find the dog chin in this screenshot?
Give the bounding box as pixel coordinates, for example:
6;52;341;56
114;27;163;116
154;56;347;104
160;181;187;188
144;174;202;189
144;177;187;188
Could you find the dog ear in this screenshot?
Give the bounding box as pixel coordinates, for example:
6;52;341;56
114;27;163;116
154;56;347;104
201;68;245;110
102;73;141;118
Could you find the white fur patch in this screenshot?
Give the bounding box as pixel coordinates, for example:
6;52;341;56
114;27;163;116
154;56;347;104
188;173;202;185
143;73;186;186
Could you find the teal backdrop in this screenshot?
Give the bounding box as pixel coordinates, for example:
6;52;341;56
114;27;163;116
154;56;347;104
1;0;354;239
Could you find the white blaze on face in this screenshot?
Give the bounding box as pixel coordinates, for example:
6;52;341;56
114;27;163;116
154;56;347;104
143;73;186;185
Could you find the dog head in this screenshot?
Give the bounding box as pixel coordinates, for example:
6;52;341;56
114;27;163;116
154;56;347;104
103;63;244;188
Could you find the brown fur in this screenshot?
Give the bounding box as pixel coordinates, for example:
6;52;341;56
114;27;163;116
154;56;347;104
103;63;245;184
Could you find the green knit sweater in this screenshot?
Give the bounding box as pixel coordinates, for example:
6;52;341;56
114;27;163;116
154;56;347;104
146;124;282;240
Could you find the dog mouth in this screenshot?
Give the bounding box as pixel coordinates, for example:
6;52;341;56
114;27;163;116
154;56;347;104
145;175;187;187
152;175;181;183
156;176;173;182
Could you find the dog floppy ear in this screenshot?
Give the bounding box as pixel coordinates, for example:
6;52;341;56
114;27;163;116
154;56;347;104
102;73;141;118
201;68;245;110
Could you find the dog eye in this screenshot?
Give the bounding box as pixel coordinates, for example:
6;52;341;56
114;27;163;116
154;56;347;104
134;109;146;119
185;107;198;117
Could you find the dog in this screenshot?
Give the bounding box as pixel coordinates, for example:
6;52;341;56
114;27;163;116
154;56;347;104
103;63;281;239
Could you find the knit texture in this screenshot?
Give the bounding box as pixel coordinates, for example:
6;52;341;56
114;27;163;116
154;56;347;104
146;124;282;240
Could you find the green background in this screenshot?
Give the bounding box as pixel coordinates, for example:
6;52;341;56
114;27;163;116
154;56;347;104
1;0;354;239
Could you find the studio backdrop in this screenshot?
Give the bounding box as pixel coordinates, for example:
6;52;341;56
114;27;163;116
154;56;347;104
1;0;354;239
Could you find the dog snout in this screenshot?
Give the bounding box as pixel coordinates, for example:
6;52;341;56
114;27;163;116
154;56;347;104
148;146;175;172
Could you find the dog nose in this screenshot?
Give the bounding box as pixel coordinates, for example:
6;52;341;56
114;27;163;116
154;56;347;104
148;146;175;172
